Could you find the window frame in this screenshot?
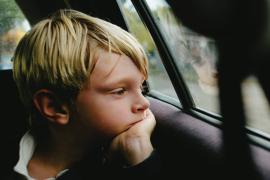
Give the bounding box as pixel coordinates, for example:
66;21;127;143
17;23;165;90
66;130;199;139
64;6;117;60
127;0;270;147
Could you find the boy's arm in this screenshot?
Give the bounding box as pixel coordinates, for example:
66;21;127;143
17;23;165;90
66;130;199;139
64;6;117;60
105;109;162;178
120;149;161;178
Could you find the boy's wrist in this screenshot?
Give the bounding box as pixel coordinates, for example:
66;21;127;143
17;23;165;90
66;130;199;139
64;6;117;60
121;136;153;166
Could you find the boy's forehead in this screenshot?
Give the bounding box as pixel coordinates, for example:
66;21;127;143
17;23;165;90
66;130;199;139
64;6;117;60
90;50;144;85
93;50;122;78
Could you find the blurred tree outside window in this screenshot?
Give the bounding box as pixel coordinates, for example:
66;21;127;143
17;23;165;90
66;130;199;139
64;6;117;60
0;0;30;69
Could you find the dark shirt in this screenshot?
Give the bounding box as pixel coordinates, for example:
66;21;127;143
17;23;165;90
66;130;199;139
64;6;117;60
59;150;161;180
5;150;161;180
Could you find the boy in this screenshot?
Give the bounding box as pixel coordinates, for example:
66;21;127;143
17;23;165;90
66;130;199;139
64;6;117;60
9;9;160;179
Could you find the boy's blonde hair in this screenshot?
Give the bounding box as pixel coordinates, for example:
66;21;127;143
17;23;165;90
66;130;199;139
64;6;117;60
13;9;148;111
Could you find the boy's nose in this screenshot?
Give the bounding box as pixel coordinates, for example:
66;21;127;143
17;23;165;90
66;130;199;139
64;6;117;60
132;94;150;113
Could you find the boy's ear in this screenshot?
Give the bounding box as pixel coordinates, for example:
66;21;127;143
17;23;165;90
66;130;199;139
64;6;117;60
33;89;70;125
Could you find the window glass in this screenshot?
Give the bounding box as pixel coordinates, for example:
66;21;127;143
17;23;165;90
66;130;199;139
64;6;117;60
242;76;270;134
0;0;30;70
143;0;270;135
145;0;220;115
117;0;179;103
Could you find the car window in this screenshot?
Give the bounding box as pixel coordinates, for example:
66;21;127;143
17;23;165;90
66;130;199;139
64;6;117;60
144;0;270;136
144;0;220;115
0;0;30;70
117;0;180;105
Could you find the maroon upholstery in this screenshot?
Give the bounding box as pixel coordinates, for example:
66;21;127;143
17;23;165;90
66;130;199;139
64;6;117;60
149;96;270;179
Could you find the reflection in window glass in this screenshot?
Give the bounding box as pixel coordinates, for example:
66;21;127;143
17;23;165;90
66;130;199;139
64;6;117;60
145;0;219;115
242;76;270;134
0;0;30;70
117;0;179;102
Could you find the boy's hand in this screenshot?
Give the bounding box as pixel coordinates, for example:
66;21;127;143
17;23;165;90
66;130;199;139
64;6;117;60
107;109;156;166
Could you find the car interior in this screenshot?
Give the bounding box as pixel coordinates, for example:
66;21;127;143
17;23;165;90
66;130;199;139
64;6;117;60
1;0;270;179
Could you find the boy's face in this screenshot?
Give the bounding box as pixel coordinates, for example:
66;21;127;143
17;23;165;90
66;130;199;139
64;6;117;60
74;50;149;140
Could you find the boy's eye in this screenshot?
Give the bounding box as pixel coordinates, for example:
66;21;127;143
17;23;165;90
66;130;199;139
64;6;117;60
140;83;148;95
111;88;126;95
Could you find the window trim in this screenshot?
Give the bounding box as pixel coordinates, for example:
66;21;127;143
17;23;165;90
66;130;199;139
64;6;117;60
130;0;195;111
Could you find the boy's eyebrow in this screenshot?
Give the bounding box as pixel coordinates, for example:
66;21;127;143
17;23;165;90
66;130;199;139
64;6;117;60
97;75;145;90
